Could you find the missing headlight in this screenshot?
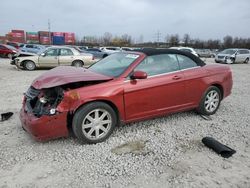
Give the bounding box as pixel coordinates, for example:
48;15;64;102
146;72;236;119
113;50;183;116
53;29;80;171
25;86;64;117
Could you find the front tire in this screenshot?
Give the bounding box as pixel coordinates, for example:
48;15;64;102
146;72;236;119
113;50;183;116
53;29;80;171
72;102;117;144
197;86;221;115
244;58;249;64
24;61;36;71
72;60;83;67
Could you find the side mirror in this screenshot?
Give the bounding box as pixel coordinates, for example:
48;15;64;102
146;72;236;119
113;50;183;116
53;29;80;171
131;71;147;80
40;53;45;56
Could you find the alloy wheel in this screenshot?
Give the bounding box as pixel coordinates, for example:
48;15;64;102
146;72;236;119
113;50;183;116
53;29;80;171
82;109;112;141
204;90;220;113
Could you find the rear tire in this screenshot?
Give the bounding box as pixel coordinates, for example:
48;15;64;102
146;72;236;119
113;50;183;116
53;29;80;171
72;102;117;144
197;86;221;115
72;60;83;67
24;61;36;71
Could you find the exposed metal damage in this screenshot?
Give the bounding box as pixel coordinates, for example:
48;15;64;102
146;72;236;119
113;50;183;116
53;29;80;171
24;80;109;118
25;86;64;117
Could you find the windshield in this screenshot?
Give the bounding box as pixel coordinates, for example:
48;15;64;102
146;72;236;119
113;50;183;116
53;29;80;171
89;53;140;77
221;49;237;55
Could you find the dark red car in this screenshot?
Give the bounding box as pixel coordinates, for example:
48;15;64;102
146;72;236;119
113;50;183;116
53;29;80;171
20;49;233;143
0;44;18;58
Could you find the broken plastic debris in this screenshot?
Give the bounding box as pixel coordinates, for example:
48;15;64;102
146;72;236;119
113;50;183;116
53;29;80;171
200;115;212;121
202;137;236;158
1;112;14;122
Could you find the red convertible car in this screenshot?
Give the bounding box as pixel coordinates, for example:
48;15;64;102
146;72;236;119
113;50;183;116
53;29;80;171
20;49;233;143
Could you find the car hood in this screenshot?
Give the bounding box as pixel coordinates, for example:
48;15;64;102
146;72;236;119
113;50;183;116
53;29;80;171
17;55;38;61
217;53;235;56
18;51;37;56
32;66;113;89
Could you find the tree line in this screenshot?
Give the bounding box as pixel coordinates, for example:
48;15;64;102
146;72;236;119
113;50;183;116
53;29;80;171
76;32;250;49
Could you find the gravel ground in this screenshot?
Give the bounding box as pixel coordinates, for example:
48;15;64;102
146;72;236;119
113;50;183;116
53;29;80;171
0;58;249;188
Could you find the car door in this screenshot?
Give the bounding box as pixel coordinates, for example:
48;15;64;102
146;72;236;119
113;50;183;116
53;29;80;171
123;54;186;121
176;54;208;105
58;48;74;66
38;48;59;67
236;50;249;63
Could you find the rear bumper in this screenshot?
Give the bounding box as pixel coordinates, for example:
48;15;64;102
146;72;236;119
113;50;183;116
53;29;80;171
20;107;69;141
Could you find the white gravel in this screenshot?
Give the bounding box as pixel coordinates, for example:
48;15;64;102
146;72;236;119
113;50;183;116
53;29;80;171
0;58;250;187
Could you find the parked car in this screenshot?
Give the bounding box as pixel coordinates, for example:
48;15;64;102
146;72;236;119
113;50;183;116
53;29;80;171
12;46;96;70
0;44;18;58
121;47;133;51
20;49;232;143
170;47;199;57
99;46;121;53
6;42;21;49
215;48;250;64
86;48;109;59
10;51;37;65
196;49;214;58
20;44;46;54
78;46;88;50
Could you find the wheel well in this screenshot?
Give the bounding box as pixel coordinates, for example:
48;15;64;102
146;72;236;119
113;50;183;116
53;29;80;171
212;84;224;99
21;60;35;67
67;100;120;132
72;60;84;65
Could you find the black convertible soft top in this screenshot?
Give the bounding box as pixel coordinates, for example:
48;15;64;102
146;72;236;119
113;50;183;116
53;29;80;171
134;48;206;67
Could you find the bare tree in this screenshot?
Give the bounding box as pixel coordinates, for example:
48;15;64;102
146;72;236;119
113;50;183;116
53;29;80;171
183;33;190;46
168;34;179;46
103;32;113;45
223;35;233;48
121;34;132;45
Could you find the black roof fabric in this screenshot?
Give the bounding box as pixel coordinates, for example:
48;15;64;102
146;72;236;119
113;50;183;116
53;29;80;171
133;48;206;67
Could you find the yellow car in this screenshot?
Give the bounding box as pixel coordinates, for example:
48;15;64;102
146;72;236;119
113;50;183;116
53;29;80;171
13;46;96;70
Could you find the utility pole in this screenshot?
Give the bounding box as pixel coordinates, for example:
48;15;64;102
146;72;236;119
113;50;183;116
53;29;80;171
155;30;161;47
48;19;51;44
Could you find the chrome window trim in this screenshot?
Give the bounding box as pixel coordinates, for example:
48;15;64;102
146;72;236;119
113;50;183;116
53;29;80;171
124;66;201;82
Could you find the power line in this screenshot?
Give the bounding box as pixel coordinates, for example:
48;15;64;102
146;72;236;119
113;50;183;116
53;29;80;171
155;30;161;46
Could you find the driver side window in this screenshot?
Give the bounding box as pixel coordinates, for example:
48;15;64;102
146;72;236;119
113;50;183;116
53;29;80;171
134;54;180;76
45;49;58;56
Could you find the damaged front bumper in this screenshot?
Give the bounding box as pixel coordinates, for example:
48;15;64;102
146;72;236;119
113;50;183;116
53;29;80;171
20;108;68;141
20;86;69;141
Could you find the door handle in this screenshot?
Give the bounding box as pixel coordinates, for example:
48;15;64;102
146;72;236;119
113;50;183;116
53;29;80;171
172;75;182;80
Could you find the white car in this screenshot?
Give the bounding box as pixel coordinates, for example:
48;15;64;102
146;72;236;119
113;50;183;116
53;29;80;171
170;47;199;57
215;48;250;64
99;47;121;54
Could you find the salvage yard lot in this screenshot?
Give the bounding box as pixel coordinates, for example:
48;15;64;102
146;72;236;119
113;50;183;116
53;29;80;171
0;58;250;187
